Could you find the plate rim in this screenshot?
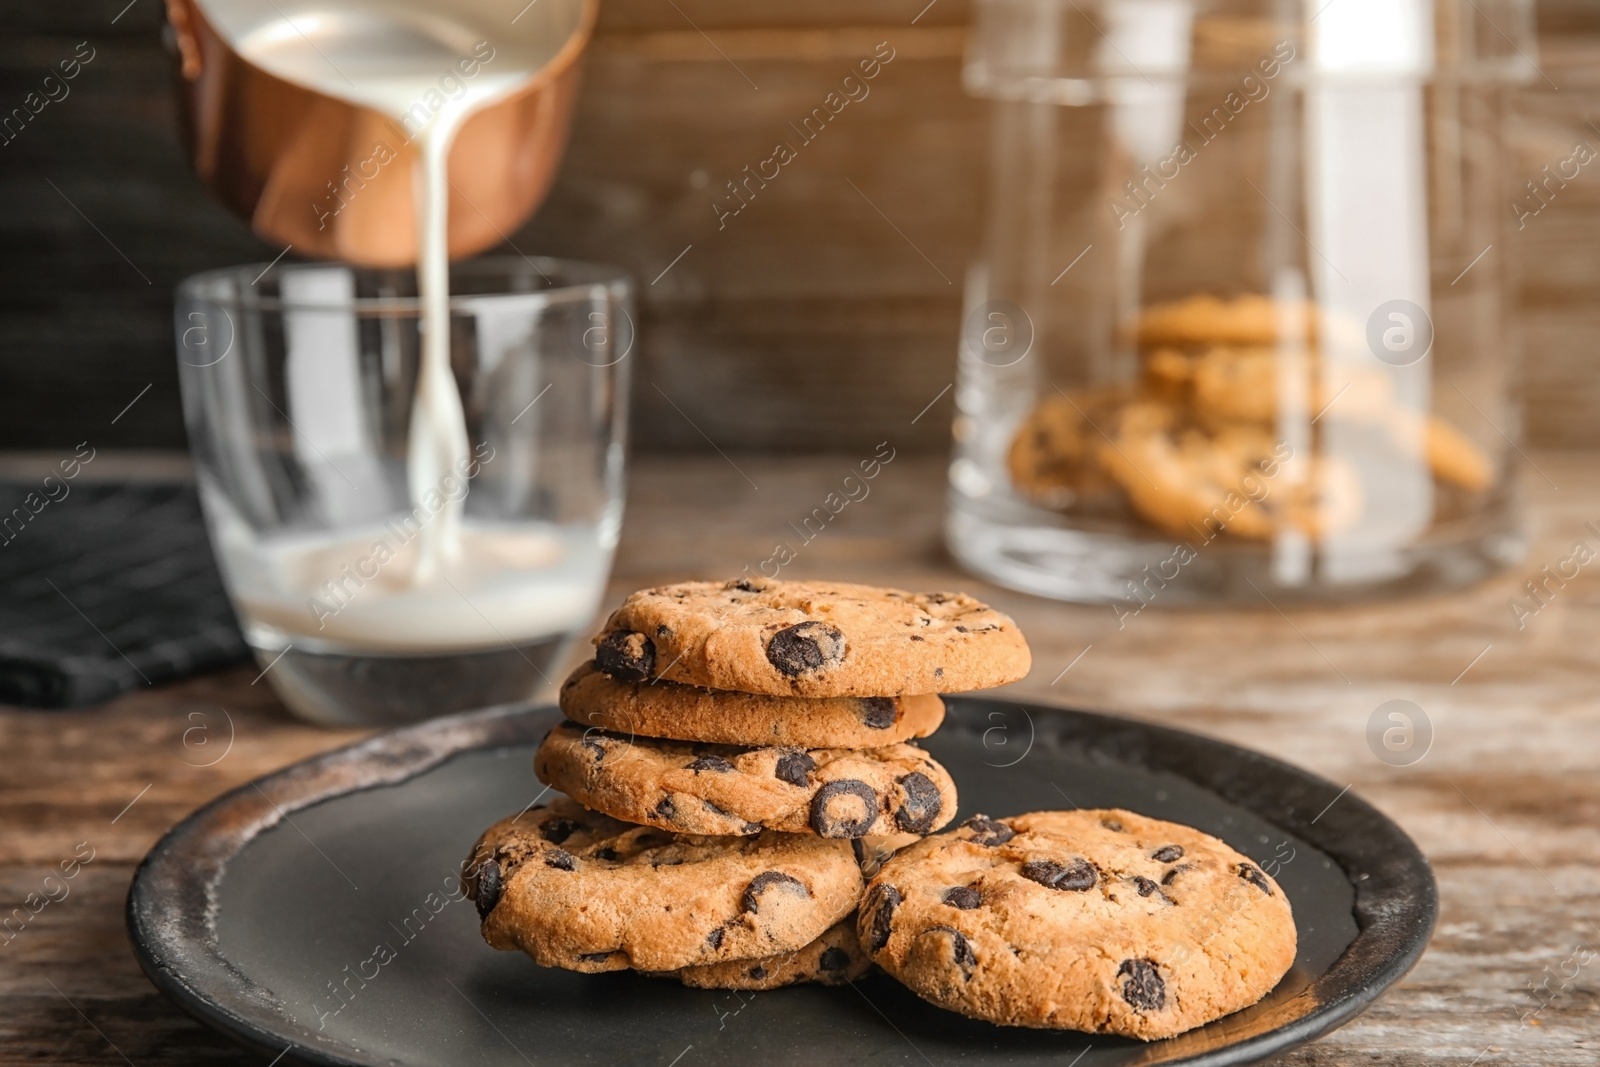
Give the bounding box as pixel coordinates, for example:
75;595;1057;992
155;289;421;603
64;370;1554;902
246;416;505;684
127;699;1437;1067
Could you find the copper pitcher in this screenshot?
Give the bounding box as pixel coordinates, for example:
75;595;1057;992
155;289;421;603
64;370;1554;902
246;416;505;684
164;0;597;266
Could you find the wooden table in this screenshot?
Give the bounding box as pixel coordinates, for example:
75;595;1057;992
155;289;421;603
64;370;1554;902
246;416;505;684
3;452;1596;1065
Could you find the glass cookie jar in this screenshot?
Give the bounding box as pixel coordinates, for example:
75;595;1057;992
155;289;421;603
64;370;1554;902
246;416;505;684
947;0;1535;604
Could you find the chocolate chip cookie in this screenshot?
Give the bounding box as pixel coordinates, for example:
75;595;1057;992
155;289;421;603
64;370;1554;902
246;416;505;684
1005;386;1130;509
1135;293;1319;348
559;661;946;748
534;721;957;839
464;798;862;973
858;809;1297;1039
657;915;871;990
1187;348;1397;430
1097;413;1363;541
1402;411;1494;492
591;578;1031;697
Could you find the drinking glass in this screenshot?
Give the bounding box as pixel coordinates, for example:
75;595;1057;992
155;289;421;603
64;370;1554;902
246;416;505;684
176;257;631;725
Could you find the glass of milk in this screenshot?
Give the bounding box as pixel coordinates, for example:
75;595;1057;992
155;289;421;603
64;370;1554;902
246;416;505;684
176;257;631;726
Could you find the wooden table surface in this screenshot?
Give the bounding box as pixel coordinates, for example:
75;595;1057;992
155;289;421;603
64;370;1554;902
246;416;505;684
3;452;1597;1065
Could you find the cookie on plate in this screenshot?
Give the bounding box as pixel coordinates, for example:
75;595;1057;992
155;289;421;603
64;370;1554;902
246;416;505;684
464;797;862;973
591;578;1030;697
559;661;946;748
656;915;871;990
534;721;957;839
858;809;1297;1040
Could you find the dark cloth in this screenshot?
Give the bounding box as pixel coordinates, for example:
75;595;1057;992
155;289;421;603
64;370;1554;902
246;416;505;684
0;481;248;708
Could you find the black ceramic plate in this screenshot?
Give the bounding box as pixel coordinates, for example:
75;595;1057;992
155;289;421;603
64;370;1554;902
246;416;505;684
128;699;1435;1067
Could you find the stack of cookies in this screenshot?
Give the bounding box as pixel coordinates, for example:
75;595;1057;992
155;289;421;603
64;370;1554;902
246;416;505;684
1008;292;1493;541
461;575;1300;1040
462;577;1032;990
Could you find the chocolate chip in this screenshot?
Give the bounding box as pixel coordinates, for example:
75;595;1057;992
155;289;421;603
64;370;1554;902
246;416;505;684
594;847;619;861
654;797;676;821
954;625;969;633
729;578;766;593
943;885;981;910
474;858;501;918
742;871;808;913
1238;863;1273;895
655;623;672;637
596;630;655;680
579;731;607;760
962;814;1015;847
775;750;816;786
766;621;846;677
1160;864;1189;886
748;964;767;979
1020;858;1097;891
924;925;976;974
865;883;902;951
809;779;880;838
545;849;576;871
1152;845;1185;863
1101;817;1125;832
707;926;725;949
909;635;925;642
541;818;584;845
894;771;943;834
688;755;734;773
1133;876;1160;897
578;951;614;963
819;946;850;972
859;697;896;729
1117;958;1166;1011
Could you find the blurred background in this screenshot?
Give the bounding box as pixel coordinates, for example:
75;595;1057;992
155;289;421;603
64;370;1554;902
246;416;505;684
6;0;1594;459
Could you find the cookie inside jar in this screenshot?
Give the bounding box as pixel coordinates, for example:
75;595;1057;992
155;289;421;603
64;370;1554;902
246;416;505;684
1006;294;1494;543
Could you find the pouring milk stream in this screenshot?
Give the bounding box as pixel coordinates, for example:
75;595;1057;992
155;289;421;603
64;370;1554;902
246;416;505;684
199;0;599;651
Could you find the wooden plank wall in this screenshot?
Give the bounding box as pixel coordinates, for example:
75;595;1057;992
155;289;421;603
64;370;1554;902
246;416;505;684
0;1;1595;453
